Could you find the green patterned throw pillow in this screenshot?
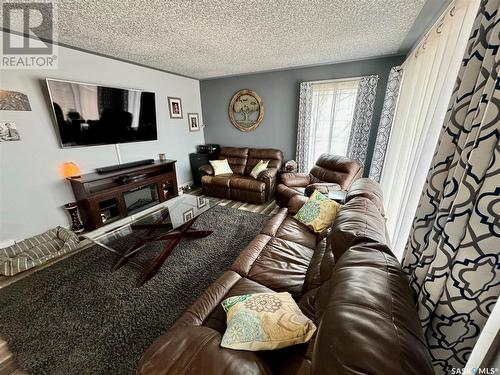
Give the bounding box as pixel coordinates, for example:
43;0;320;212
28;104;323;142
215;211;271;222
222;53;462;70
294;190;342;233
250;160;269;179
220;292;316;351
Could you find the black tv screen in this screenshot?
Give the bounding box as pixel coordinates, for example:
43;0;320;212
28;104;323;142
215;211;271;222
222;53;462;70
46;79;157;148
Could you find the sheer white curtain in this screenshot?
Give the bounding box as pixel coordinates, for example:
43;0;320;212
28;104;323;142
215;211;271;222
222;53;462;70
307;79;359;170
380;0;481;258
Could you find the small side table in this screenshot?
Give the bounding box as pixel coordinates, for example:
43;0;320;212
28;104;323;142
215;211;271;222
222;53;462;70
328;190;347;204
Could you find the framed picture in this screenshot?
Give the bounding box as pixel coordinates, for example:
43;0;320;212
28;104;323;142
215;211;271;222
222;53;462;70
183;208;194;222
0;90;31;111
168;97;183;119
197;196;207;208
0;121;21;142
188;113;200;132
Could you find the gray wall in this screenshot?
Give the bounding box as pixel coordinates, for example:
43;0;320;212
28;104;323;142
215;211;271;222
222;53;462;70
200;55;405;172
0;31;204;242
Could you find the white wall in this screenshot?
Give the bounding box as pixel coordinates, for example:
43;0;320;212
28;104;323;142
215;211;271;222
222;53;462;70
0;32;204;242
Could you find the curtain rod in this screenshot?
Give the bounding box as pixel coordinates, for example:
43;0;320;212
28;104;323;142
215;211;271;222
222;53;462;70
305;76;364;85
403;0;478;65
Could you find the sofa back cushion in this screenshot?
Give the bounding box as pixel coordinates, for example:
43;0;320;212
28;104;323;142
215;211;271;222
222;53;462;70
345;178;385;216
312;245;434;375
328;196;387;259
245;148;283;175
309;154;361;189
219;147;249;175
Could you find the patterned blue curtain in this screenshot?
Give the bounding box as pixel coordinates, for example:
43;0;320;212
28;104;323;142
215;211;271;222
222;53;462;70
368;66;403;182
402;1;500;373
296;82;314;173
346;75;379;169
297;77;379;173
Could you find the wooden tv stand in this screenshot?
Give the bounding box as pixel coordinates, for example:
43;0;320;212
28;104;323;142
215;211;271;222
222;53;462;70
68;160;178;230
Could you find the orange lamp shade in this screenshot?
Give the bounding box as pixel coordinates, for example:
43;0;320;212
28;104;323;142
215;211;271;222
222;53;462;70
61;162;81;178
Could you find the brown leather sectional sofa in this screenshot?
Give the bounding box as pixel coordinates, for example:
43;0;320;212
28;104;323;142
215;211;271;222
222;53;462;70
200;147;283;205
138;179;433;375
276;154;362;208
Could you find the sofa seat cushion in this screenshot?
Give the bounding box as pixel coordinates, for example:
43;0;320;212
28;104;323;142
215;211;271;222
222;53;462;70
245;237;314;298
230;176;266;192
201;174;233;188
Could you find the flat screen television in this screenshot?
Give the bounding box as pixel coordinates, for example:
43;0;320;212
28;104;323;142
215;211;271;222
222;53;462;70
46;79;157;148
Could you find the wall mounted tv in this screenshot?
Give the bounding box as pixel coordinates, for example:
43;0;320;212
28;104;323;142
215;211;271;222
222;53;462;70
46;79;157;148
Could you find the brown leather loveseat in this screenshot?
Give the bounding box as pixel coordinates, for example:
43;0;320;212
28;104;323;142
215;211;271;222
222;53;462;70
276;154;362;208
138;179;434;375
200;147;283;204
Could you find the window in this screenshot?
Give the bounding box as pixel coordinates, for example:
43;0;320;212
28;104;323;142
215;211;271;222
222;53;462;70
307;79;360;169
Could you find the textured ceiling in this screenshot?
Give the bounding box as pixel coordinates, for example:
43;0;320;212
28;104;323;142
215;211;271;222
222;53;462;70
9;0;428;79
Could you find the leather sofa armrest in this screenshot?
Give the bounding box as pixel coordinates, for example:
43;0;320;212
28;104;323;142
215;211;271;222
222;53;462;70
199;164;214;176
138;326;272;375
281;172;311;187
258;168;278;201
257;167;277;181
287;195;309;215
304;183;341;197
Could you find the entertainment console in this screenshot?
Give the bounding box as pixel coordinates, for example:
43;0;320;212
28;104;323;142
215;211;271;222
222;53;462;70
68;160;178;230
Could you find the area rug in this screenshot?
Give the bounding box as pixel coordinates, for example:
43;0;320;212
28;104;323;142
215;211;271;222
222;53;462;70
0;205;269;375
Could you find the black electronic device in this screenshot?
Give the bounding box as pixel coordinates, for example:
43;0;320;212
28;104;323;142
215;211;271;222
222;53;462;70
96;159;155;174
115;173;148;184
197;144;220;155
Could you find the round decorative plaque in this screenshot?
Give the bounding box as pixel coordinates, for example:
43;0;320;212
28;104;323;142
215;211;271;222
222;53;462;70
228;89;264;132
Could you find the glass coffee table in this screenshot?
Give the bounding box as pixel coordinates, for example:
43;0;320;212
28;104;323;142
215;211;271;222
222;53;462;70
87;194;217;286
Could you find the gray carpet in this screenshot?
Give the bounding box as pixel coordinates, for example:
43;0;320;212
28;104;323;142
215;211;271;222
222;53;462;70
0;206;268;375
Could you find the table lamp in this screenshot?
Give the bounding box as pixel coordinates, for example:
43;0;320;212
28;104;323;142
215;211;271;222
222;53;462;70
61;162;81;178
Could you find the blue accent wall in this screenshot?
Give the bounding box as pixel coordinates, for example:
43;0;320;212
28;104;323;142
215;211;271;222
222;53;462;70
200;55;405;173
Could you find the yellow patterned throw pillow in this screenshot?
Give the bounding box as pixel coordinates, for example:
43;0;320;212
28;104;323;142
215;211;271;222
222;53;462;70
250;160;269;179
220;292;316;351
294;190;342;233
209;159;233;176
